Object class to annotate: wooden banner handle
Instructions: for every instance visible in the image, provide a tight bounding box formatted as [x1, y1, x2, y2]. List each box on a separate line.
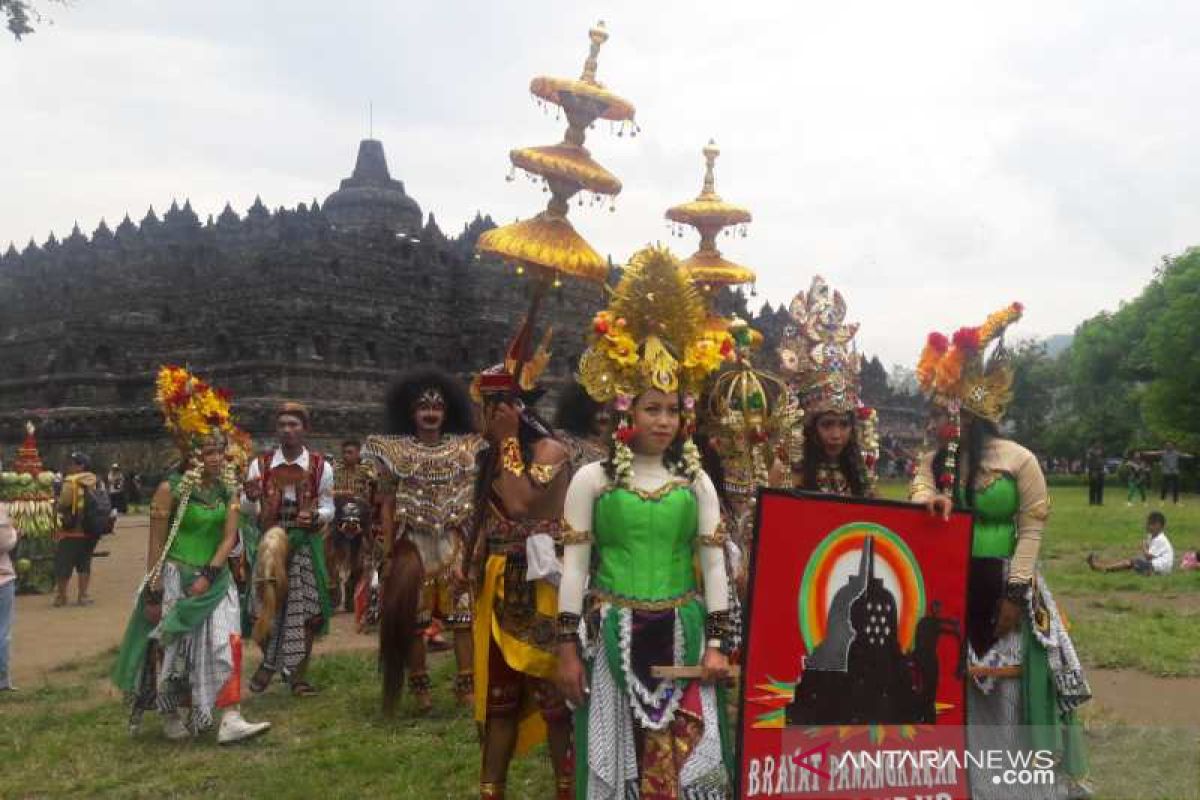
[968, 665, 1022, 679]
[651, 665, 742, 680]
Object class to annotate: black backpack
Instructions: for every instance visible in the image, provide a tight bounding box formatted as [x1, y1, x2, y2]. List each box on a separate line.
[80, 484, 114, 536]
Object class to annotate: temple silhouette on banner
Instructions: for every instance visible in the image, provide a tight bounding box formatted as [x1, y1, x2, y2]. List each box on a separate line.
[787, 536, 961, 726]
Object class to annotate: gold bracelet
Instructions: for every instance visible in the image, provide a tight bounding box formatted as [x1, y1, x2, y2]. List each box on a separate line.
[697, 520, 729, 548]
[500, 437, 525, 478]
[561, 520, 593, 545]
[529, 461, 563, 487]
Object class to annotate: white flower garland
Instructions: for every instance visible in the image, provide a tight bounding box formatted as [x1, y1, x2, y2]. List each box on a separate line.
[610, 392, 703, 491]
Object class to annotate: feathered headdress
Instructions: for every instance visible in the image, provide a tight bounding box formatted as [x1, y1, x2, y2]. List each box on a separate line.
[778, 276, 863, 416]
[916, 302, 1023, 423]
[471, 313, 554, 404]
[154, 365, 236, 451]
[577, 244, 732, 403]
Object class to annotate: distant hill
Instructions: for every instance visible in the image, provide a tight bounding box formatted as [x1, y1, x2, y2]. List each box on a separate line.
[1044, 334, 1073, 357]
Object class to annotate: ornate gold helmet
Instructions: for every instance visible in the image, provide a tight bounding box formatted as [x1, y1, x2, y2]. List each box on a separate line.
[778, 276, 863, 416]
[916, 302, 1023, 423]
[707, 317, 802, 498]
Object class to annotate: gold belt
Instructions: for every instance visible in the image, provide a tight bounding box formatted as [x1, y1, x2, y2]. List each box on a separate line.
[590, 588, 700, 611]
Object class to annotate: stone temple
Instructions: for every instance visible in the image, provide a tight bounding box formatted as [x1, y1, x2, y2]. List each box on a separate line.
[0, 139, 611, 471]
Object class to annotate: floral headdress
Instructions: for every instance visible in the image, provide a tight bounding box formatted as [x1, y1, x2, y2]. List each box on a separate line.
[915, 302, 1023, 491]
[155, 365, 235, 451]
[577, 245, 732, 486]
[916, 302, 1023, 424]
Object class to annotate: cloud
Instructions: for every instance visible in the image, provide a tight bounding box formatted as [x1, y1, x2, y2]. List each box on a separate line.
[3, 0, 1199, 367]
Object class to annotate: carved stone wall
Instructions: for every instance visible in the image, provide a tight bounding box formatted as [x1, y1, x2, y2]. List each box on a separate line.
[0, 140, 602, 473]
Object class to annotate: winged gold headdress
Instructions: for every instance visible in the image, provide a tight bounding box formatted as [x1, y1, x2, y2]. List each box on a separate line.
[916, 302, 1023, 423]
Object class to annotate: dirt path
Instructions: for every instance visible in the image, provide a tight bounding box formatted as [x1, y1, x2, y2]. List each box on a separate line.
[11, 516, 1199, 727]
[9, 514, 374, 687]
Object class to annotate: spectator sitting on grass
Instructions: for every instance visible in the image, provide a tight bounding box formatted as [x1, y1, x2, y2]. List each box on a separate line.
[1088, 511, 1174, 575]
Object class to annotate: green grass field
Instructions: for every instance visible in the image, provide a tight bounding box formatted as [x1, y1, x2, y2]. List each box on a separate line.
[2, 485, 1197, 798]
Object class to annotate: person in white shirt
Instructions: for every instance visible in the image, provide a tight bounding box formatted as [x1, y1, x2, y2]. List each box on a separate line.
[243, 401, 335, 697]
[1088, 511, 1175, 575]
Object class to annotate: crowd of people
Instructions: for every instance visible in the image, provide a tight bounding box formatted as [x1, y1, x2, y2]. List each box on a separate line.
[1, 251, 1197, 798]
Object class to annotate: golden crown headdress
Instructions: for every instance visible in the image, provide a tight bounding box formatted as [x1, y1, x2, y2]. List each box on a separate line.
[778, 276, 863, 416]
[707, 317, 802, 497]
[577, 244, 731, 403]
[916, 302, 1023, 423]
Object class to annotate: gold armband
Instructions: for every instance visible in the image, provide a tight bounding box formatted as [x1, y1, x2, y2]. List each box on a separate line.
[530, 460, 566, 487]
[500, 437, 525, 478]
[149, 503, 171, 521]
[697, 521, 729, 548]
[1024, 498, 1051, 522]
[561, 520, 593, 545]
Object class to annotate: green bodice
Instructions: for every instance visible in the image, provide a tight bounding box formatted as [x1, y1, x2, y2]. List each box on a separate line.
[963, 475, 1019, 558]
[166, 478, 229, 568]
[592, 485, 698, 601]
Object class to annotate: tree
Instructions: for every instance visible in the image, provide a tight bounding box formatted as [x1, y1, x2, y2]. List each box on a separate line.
[1006, 340, 1060, 453]
[1142, 248, 1200, 451]
[2, 1, 64, 40]
[860, 355, 889, 406]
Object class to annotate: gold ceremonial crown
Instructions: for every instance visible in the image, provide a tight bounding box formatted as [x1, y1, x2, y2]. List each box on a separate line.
[778, 276, 863, 416]
[707, 317, 801, 497]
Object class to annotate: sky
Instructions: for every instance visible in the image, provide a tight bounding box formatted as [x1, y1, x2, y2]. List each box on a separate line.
[4, 0, 1199, 368]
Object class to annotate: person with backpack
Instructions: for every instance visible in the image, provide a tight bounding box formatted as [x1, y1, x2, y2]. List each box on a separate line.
[53, 452, 111, 607]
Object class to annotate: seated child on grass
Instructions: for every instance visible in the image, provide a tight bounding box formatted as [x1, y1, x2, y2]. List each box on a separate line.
[1088, 511, 1174, 575]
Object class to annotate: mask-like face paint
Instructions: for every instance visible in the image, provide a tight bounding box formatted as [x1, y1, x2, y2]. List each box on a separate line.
[413, 387, 446, 434]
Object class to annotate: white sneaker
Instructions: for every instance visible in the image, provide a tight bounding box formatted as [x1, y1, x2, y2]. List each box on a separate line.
[217, 709, 271, 744]
[163, 712, 191, 741]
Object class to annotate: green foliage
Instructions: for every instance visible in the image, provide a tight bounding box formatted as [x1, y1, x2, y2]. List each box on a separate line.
[1017, 247, 1200, 457]
[1142, 249, 1200, 452]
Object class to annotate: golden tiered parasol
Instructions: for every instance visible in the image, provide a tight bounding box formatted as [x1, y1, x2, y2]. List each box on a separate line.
[477, 20, 637, 287]
[665, 139, 754, 293]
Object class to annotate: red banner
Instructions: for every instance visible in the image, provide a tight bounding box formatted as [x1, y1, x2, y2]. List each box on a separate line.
[738, 490, 973, 800]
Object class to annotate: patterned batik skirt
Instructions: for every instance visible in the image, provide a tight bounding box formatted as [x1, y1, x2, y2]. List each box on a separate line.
[129, 561, 243, 733]
[965, 559, 1090, 800]
[257, 546, 322, 679]
[576, 600, 731, 800]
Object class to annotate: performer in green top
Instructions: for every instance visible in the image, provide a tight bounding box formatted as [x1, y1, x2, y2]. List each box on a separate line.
[112, 366, 270, 743]
[559, 247, 735, 799]
[909, 304, 1091, 800]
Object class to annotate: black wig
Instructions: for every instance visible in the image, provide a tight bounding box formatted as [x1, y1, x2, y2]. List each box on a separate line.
[554, 380, 604, 438]
[798, 410, 867, 497]
[384, 368, 476, 436]
[932, 414, 1002, 508]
